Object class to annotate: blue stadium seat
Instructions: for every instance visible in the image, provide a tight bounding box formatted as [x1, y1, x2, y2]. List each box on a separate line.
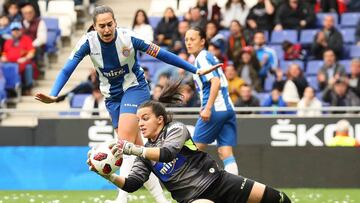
[268, 45, 284, 60]
[316, 13, 338, 28]
[270, 30, 298, 44]
[139, 61, 161, 78]
[255, 92, 269, 106]
[340, 13, 360, 27]
[148, 16, 161, 29]
[349, 45, 360, 58]
[306, 60, 323, 75]
[338, 60, 351, 74]
[299, 29, 317, 44]
[219, 29, 230, 39]
[139, 53, 158, 62]
[264, 75, 275, 92]
[0, 63, 21, 90]
[279, 60, 304, 72]
[43, 17, 61, 54]
[0, 68, 6, 104]
[70, 94, 90, 108]
[340, 28, 356, 44]
[306, 75, 319, 92]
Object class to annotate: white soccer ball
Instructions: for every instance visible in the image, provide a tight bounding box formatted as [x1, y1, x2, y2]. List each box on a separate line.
[89, 142, 122, 175]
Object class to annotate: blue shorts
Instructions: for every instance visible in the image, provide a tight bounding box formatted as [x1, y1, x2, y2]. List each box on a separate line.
[105, 84, 150, 129]
[193, 110, 237, 147]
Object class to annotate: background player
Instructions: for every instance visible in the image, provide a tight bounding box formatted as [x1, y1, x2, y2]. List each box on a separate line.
[35, 5, 220, 203]
[185, 27, 239, 175]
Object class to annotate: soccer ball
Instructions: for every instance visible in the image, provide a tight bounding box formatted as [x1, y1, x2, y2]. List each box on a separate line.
[89, 142, 123, 175]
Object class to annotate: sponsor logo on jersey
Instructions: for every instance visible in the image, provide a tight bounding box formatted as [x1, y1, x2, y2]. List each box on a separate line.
[153, 154, 186, 182]
[102, 65, 129, 79]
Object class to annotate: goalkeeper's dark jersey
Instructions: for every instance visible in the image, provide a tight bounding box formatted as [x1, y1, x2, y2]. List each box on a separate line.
[124, 121, 221, 202]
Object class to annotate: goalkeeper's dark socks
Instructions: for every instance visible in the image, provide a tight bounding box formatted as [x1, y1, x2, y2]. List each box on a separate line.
[260, 186, 292, 203]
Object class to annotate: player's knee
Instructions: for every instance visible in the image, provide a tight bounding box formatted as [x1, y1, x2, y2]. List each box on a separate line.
[191, 199, 214, 203]
[260, 186, 292, 203]
[217, 147, 233, 160]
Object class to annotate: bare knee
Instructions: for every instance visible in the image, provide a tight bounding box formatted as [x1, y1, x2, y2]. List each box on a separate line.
[217, 146, 234, 160]
[192, 199, 214, 203]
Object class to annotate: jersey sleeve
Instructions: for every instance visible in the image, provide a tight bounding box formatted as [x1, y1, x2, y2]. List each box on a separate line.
[158, 122, 190, 162]
[50, 35, 90, 96]
[123, 157, 151, 192]
[197, 52, 220, 82]
[130, 33, 197, 74]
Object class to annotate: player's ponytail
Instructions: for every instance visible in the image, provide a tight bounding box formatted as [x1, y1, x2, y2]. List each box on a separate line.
[138, 80, 184, 124]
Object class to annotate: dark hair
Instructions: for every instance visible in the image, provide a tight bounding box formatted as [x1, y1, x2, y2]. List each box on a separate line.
[3, 0, 18, 15]
[132, 9, 150, 29]
[138, 80, 184, 124]
[92, 5, 115, 24]
[188, 26, 208, 48]
[282, 40, 293, 51]
[226, 0, 246, 9]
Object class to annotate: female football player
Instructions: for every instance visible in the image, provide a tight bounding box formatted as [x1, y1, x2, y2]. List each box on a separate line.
[184, 27, 239, 175]
[88, 82, 292, 203]
[35, 5, 219, 203]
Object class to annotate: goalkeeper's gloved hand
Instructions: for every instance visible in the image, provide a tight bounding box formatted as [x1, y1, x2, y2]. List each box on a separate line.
[112, 139, 145, 158]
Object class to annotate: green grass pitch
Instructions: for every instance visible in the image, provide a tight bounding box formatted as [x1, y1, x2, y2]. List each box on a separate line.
[0, 188, 359, 203]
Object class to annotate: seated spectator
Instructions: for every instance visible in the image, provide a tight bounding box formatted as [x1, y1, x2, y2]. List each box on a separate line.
[282, 40, 305, 60]
[317, 49, 346, 91]
[328, 119, 360, 147]
[20, 3, 46, 69]
[196, 0, 209, 19]
[235, 84, 260, 114]
[189, 6, 207, 30]
[281, 63, 308, 106]
[155, 7, 178, 46]
[319, 0, 338, 13]
[237, 46, 262, 92]
[253, 31, 278, 86]
[274, 0, 315, 30]
[142, 66, 152, 90]
[225, 64, 245, 103]
[171, 20, 190, 54]
[181, 81, 200, 107]
[4, 1, 22, 22]
[157, 72, 170, 88]
[1, 22, 35, 95]
[297, 86, 322, 116]
[227, 20, 249, 66]
[208, 41, 229, 68]
[0, 15, 11, 51]
[151, 84, 164, 101]
[262, 88, 287, 114]
[206, 21, 226, 55]
[221, 0, 250, 28]
[246, 0, 275, 32]
[132, 9, 154, 42]
[80, 81, 107, 118]
[311, 15, 343, 60]
[210, 3, 221, 25]
[322, 78, 360, 111]
[349, 58, 360, 98]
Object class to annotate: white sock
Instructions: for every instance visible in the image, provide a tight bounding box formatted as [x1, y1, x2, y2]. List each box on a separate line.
[143, 172, 169, 203]
[114, 154, 135, 203]
[223, 156, 239, 175]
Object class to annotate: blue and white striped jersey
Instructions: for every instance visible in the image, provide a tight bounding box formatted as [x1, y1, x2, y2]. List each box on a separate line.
[192, 50, 234, 111]
[50, 27, 198, 100]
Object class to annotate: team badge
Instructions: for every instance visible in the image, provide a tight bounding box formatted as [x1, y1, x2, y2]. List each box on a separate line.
[122, 47, 130, 57]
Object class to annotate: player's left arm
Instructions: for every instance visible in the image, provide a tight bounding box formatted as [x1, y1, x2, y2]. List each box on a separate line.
[131, 36, 221, 75]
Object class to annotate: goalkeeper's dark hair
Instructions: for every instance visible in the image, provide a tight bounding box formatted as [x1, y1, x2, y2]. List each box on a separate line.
[138, 80, 184, 124]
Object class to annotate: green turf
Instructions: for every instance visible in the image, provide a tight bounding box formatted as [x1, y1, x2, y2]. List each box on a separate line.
[0, 189, 359, 203]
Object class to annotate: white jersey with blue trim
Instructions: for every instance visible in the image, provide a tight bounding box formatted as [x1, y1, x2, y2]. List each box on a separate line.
[69, 27, 150, 100]
[192, 50, 234, 111]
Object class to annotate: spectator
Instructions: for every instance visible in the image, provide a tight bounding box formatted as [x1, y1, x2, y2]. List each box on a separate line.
[132, 9, 154, 42]
[171, 20, 190, 54]
[224, 64, 245, 103]
[142, 66, 152, 90]
[237, 46, 262, 92]
[253, 31, 278, 86]
[227, 20, 249, 66]
[246, 0, 275, 32]
[20, 3, 46, 69]
[189, 6, 207, 30]
[262, 88, 287, 114]
[349, 58, 360, 98]
[297, 86, 322, 116]
[0, 15, 11, 51]
[151, 84, 164, 101]
[322, 78, 360, 110]
[175, 52, 193, 82]
[282, 40, 305, 60]
[1, 22, 35, 95]
[80, 81, 107, 118]
[274, 0, 315, 30]
[208, 41, 228, 68]
[311, 15, 343, 60]
[317, 49, 346, 91]
[154, 7, 179, 46]
[181, 81, 200, 107]
[206, 21, 226, 55]
[4, 1, 22, 22]
[221, 0, 250, 28]
[210, 3, 221, 25]
[346, 0, 360, 12]
[235, 84, 260, 114]
[319, 0, 338, 13]
[157, 72, 170, 88]
[328, 119, 360, 147]
[280, 63, 308, 106]
[196, 0, 209, 19]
